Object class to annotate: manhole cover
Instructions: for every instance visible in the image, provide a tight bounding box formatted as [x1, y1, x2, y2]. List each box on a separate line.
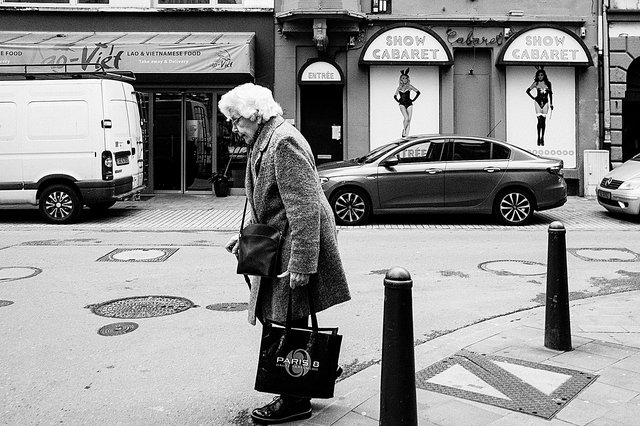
[96, 248, 178, 262]
[416, 349, 597, 420]
[0, 300, 14, 307]
[568, 248, 639, 262]
[0, 266, 42, 283]
[98, 322, 139, 336]
[88, 295, 194, 319]
[479, 260, 546, 276]
[206, 303, 248, 312]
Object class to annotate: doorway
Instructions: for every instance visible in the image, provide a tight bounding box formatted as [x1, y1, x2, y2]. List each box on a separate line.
[300, 84, 343, 164]
[150, 92, 214, 192]
[454, 49, 491, 137]
[623, 57, 640, 161]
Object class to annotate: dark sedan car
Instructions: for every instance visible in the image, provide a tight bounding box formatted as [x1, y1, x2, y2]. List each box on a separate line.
[318, 135, 567, 226]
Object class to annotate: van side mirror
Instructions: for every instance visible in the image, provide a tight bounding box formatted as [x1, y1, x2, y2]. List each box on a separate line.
[381, 156, 399, 167]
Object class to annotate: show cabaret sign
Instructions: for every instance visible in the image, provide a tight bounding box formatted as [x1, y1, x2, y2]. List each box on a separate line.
[0, 42, 253, 74]
[500, 27, 590, 64]
[361, 26, 451, 64]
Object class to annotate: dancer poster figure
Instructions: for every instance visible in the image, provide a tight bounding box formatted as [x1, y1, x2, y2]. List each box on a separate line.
[526, 67, 554, 146]
[394, 68, 421, 137]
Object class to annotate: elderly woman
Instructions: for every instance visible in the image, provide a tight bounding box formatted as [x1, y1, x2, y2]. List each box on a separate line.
[220, 83, 351, 424]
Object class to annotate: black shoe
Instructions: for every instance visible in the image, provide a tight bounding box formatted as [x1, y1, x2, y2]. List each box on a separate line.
[251, 396, 312, 424]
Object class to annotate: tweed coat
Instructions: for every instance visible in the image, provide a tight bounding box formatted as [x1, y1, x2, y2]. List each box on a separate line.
[244, 115, 351, 325]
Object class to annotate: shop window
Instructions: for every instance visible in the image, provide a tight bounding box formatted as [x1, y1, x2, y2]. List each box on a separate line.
[157, 0, 242, 3]
[158, 0, 208, 3]
[372, 0, 390, 13]
[4, 0, 69, 3]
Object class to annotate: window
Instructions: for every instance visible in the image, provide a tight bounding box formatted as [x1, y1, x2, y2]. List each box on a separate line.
[158, 0, 208, 3]
[451, 141, 491, 161]
[450, 140, 511, 161]
[397, 141, 444, 163]
[492, 143, 511, 160]
[157, 0, 242, 3]
[4, 0, 69, 3]
[371, 0, 389, 13]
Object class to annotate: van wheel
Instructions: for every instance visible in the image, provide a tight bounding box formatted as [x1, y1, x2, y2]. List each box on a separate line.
[87, 201, 116, 210]
[39, 184, 82, 224]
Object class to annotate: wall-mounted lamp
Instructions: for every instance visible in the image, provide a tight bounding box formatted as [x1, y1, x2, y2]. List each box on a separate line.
[504, 28, 512, 39]
[580, 27, 587, 38]
[313, 19, 328, 52]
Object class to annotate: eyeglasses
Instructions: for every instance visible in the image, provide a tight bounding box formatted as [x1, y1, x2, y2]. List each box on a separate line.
[229, 116, 242, 127]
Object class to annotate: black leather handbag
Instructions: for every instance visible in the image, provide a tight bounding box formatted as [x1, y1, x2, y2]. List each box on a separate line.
[236, 199, 284, 278]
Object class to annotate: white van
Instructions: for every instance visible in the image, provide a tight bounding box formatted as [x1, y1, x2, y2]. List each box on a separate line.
[0, 72, 145, 223]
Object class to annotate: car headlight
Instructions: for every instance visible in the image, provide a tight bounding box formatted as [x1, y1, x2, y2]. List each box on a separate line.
[319, 176, 330, 185]
[619, 178, 640, 190]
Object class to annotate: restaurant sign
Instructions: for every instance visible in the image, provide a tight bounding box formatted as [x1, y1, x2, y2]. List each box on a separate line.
[360, 24, 452, 66]
[0, 36, 255, 75]
[497, 26, 592, 67]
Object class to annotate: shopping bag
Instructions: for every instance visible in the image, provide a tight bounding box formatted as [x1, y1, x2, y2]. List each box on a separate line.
[254, 290, 342, 399]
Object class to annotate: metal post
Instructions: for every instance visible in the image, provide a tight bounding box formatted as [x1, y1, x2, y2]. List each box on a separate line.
[544, 221, 572, 351]
[380, 267, 417, 426]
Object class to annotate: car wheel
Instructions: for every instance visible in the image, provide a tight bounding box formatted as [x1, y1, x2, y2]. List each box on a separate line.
[494, 189, 534, 226]
[330, 188, 371, 226]
[39, 184, 82, 224]
[87, 201, 116, 210]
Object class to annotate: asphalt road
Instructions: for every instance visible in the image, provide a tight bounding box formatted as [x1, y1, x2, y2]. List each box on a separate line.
[1, 225, 640, 424]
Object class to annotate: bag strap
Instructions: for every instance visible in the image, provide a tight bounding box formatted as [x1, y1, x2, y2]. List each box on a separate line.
[286, 286, 319, 331]
[240, 198, 248, 230]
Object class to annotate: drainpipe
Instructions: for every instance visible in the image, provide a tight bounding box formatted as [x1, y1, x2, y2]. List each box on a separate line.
[601, 0, 612, 149]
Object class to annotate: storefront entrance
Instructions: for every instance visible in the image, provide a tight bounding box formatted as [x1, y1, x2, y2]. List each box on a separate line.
[300, 84, 343, 164]
[150, 92, 215, 192]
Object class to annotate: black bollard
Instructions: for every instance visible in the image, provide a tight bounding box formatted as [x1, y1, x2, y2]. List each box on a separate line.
[380, 267, 417, 426]
[544, 221, 572, 351]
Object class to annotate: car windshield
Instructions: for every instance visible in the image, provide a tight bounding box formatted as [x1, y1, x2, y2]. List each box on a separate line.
[356, 142, 403, 163]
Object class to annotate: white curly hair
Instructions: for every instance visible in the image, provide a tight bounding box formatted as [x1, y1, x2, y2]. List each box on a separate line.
[218, 83, 283, 123]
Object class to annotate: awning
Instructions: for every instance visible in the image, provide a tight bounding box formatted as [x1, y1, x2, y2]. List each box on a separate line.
[0, 31, 255, 76]
[497, 25, 593, 67]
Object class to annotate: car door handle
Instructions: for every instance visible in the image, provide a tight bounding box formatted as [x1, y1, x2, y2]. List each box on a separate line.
[425, 168, 443, 174]
[484, 167, 501, 173]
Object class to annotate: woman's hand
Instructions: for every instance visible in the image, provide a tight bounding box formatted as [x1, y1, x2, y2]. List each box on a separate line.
[289, 271, 310, 289]
[225, 233, 240, 255]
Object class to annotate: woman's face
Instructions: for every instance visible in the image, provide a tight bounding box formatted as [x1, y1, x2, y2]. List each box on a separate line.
[230, 114, 261, 143]
[536, 72, 545, 80]
[400, 75, 409, 85]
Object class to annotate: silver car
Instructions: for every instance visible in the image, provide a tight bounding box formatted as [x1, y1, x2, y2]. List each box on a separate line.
[318, 135, 567, 226]
[597, 153, 640, 216]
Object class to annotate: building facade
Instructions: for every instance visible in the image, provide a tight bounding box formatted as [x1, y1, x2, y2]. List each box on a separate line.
[605, 0, 640, 165]
[0, 0, 275, 194]
[274, 0, 600, 195]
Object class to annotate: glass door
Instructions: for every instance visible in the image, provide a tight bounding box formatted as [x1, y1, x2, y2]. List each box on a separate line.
[185, 92, 214, 191]
[150, 92, 214, 192]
